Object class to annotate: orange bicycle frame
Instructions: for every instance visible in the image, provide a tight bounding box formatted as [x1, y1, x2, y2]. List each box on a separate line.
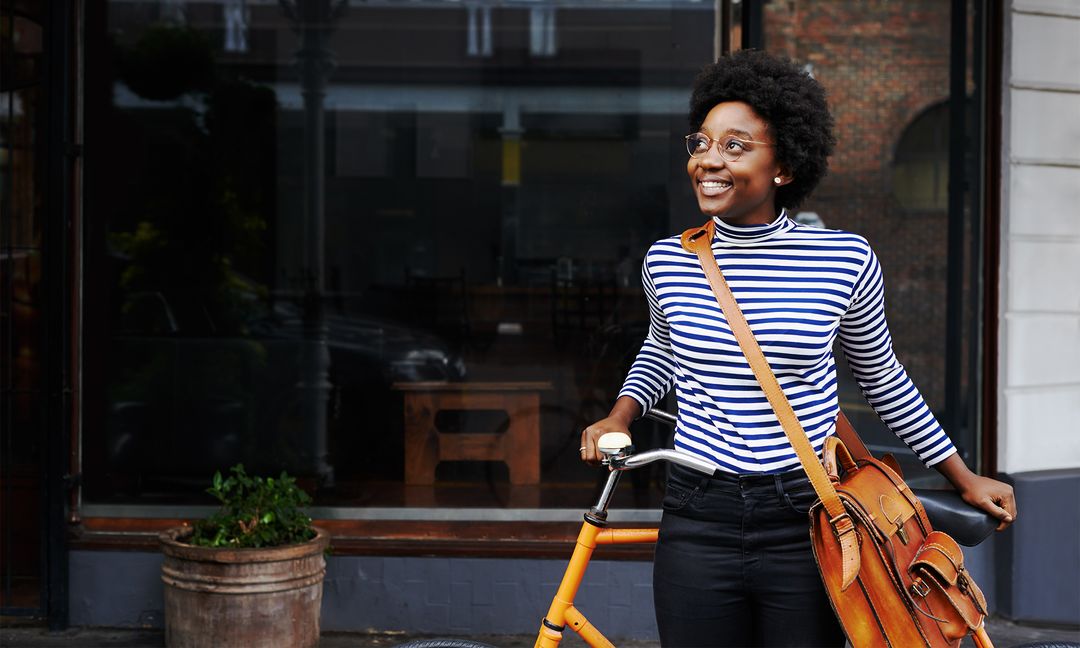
[534, 519, 658, 648]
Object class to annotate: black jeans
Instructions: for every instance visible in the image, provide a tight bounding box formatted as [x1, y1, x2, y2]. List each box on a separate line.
[653, 464, 846, 648]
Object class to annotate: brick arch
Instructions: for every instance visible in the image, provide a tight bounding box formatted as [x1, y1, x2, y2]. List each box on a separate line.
[887, 98, 951, 215]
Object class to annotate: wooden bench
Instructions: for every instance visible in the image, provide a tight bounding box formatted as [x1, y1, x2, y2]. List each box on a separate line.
[393, 381, 551, 486]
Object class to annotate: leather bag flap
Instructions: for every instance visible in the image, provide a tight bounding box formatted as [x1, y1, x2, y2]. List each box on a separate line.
[908, 531, 988, 630]
[910, 530, 964, 586]
[840, 462, 918, 542]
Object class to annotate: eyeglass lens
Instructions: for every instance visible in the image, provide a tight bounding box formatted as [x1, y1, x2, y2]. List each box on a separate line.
[685, 134, 750, 161]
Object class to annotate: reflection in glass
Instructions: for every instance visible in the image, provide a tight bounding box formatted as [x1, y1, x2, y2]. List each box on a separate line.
[82, 0, 986, 511]
[761, 0, 983, 484]
[83, 0, 715, 511]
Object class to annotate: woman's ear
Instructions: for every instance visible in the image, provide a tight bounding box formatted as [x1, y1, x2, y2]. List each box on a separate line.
[772, 169, 793, 187]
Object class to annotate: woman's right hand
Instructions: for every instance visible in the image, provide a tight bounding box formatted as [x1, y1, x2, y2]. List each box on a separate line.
[579, 397, 641, 465]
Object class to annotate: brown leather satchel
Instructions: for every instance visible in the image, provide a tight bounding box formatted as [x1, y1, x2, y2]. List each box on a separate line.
[681, 221, 993, 648]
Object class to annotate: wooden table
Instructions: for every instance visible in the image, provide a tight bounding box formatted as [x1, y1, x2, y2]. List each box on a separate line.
[393, 381, 552, 486]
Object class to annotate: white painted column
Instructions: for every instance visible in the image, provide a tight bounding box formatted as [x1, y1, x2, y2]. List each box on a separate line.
[998, 1, 1080, 474]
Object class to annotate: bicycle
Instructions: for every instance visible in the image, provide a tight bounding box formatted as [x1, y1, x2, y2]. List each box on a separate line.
[397, 409, 1005, 648]
[393, 421, 709, 648]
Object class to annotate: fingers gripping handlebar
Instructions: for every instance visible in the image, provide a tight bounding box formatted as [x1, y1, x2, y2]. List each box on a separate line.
[586, 429, 722, 522]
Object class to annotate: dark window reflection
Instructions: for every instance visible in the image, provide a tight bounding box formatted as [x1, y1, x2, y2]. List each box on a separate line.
[83, 0, 712, 509]
[80, 0, 986, 509]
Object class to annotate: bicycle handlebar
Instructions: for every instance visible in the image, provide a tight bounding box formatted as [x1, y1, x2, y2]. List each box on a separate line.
[610, 448, 721, 476]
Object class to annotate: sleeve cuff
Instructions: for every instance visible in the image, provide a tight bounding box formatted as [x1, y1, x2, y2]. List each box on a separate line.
[922, 444, 958, 469]
[617, 389, 653, 419]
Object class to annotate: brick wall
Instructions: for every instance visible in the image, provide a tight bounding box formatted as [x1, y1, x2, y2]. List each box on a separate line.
[765, 0, 958, 409]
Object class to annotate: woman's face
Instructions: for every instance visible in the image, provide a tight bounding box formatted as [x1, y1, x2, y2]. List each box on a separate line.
[686, 101, 789, 226]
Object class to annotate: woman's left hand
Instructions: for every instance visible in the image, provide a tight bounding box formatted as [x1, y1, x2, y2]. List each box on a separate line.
[936, 453, 1016, 531]
[956, 474, 1017, 531]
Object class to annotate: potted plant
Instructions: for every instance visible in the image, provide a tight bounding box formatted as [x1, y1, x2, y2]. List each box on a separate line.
[159, 464, 330, 648]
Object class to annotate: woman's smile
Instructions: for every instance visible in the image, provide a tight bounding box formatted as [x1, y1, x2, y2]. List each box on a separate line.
[698, 176, 733, 197]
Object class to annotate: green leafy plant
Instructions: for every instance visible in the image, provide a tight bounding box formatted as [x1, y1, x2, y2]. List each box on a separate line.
[188, 464, 316, 548]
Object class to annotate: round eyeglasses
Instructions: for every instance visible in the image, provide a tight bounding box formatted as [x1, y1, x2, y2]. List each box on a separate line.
[685, 133, 773, 162]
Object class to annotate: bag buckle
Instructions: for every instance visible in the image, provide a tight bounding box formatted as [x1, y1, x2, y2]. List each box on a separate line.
[910, 578, 931, 598]
[830, 512, 856, 539]
[879, 494, 910, 544]
[957, 569, 970, 593]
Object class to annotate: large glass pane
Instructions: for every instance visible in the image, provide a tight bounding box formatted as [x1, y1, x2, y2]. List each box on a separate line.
[761, 0, 983, 484]
[82, 0, 714, 511]
[1, 0, 46, 611]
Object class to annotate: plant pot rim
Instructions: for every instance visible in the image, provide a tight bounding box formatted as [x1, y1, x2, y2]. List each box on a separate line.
[160, 525, 329, 563]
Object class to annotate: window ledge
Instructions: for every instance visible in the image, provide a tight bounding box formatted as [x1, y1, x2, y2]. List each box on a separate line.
[70, 517, 657, 560]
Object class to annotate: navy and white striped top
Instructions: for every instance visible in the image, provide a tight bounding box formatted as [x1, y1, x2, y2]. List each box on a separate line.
[618, 212, 957, 474]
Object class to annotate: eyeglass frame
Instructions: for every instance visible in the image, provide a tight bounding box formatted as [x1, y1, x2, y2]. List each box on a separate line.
[684, 132, 774, 162]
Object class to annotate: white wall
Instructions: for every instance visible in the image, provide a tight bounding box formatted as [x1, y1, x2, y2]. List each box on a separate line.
[998, 1, 1080, 473]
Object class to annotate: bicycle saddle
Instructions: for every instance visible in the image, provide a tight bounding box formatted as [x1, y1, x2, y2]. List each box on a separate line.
[912, 488, 998, 547]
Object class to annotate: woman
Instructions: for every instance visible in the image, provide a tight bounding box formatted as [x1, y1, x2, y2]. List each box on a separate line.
[579, 49, 1016, 648]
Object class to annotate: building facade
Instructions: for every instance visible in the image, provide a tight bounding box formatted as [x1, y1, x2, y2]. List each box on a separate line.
[1, 0, 1077, 635]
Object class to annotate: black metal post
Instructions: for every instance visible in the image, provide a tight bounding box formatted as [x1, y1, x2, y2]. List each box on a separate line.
[979, 0, 1004, 478]
[280, 0, 347, 484]
[717, 0, 732, 58]
[741, 0, 764, 50]
[945, 0, 968, 454]
[967, 0, 987, 473]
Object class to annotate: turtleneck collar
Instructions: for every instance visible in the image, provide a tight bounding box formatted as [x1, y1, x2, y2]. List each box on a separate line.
[711, 209, 795, 245]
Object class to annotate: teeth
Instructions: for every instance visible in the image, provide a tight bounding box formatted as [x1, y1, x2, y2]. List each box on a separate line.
[701, 181, 731, 188]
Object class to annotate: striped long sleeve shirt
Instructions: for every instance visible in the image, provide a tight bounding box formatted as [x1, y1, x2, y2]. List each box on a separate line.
[618, 212, 957, 474]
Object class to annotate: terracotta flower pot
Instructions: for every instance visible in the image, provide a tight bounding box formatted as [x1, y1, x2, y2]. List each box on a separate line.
[159, 526, 330, 648]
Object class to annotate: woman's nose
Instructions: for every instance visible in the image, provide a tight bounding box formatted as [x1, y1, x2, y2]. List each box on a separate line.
[699, 147, 727, 168]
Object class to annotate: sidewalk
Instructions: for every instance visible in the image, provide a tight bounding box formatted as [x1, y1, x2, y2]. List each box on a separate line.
[2, 616, 1078, 648]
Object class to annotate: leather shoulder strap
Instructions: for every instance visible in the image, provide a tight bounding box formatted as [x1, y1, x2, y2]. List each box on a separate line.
[681, 220, 861, 590]
[835, 410, 871, 463]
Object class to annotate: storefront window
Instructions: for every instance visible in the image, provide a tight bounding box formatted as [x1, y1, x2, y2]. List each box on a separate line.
[82, 0, 713, 512]
[81, 0, 987, 517]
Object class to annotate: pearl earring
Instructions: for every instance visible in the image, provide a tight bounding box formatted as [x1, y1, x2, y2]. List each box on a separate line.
[774, 177, 782, 184]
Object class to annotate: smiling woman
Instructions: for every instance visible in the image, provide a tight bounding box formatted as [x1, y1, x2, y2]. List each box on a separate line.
[578, 48, 1014, 648]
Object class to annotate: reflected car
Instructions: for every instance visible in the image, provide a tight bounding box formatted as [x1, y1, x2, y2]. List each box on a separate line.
[105, 292, 465, 491]
[247, 301, 466, 384]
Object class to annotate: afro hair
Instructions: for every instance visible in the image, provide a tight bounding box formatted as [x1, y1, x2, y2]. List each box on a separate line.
[689, 49, 836, 212]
